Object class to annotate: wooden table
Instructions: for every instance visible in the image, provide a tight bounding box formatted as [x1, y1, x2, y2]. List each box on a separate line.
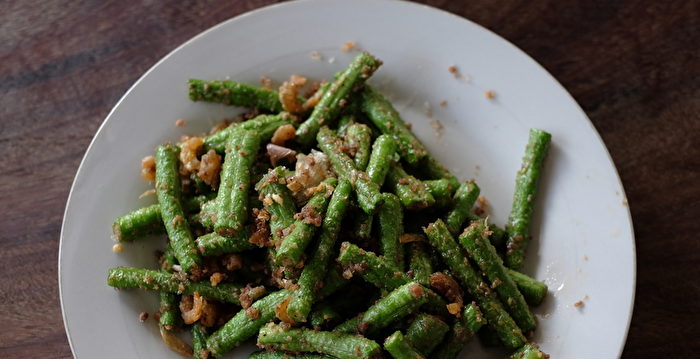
[1, 1, 697, 357]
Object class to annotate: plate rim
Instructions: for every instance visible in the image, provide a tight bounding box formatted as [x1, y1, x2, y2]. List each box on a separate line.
[58, 0, 636, 357]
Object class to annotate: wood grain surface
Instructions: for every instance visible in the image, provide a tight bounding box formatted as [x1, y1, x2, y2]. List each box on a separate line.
[1, 0, 697, 357]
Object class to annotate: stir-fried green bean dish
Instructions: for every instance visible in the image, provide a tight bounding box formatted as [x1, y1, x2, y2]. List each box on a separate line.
[108, 51, 552, 359]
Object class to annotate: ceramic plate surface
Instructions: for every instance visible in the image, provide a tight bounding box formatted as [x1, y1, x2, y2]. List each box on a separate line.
[60, 0, 635, 357]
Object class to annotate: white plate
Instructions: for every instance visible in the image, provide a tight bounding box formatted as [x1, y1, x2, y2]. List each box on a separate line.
[59, 0, 636, 357]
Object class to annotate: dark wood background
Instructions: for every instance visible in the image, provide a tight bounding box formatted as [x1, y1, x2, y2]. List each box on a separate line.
[1, 0, 698, 357]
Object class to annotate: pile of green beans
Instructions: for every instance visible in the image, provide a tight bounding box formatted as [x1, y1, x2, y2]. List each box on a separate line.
[107, 51, 552, 359]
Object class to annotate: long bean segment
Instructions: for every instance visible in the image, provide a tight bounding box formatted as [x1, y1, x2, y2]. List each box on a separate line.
[366, 134, 398, 185]
[204, 113, 295, 154]
[196, 231, 256, 256]
[387, 165, 435, 210]
[425, 179, 454, 208]
[361, 86, 426, 165]
[345, 123, 373, 170]
[460, 220, 536, 332]
[506, 268, 548, 306]
[205, 290, 289, 357]
[213, 129, 261, 236]
[257, 323, 382, 359]
[155, 144, 201, 272]
[295, 52, 382, 146]
[276, 178, 337, 266]
[337, 242, 448, 316]
[286, 180, 352, 322]
[107, 267, 242, 304]
[188, 79, 283, 113]
[377, 193, 404, 269]
[505, 128, 552, 269]
[332, 314, 363, 334]
[407, 242, 432, 286]
[404, 313, 449, 356]
[384, 331, 424, 359]
[112, 195, 215, 242]
[191, 324, 208, 359]
[159, 291, 181, 329]
[423, 220, 526, 350]
[337, 242, 411, 291]
[357, 282, 428, 336]
[255, 167, 297, 243]
[317, 126, 382, 213]
[444, 181, 480, 236]
[112, 204, 163, 242]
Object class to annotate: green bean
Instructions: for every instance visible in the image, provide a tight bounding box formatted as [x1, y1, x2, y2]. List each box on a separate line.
[383, 331, 423, 359]
[345, 123, 372, 170]
[424, 179, 455, 208]
[386, 165, 435, 210]
[336, 114, 355, 135]
[444, 181, 480, 236]
[337, 242, 448, 316]
[158, 244, 180, 329]
[462, 301, 487, 332]
[250, 352, 329, 359]
[509, 343, 549, 359]
[196, 231, 256, 256]
[257, 323, 382, 359]
[191, 324, 208, 359]
[460, 220, 536, 332]
[378, 193, 404, 270]
[332, 314, 363, 334]
[505, 128, 552, 269]
[287, 180, 352, 322]
[295, 52, 382, 146]
[477, 215, 508, 249]
[366, 134, 398, 186]
[506, 268, 548, 306]
[407, 242, 432, 286]
[404, 313, 449, 356]
[361, 86, 426, 165]
[188, 79, 283, 112]
[430, 302, 486, 359]
[155, 144, 201, 273]
[358, 282, 428, 336]
[112, 204, 163, 242]
[255, 167, 297, 243]
[423, 220, 526, 350]
[214, 129, 261, 236]
[158, 291, 180, 330]
[276, 178, 337, 266]
[415, 154, 459, 189]
[317, 126, 383, 214]
[204, 113, 295, 154]
[205, 290, 289, 357]
[337, 241, 411, 291]
[112, 193, 215, 242]
[107, 267, 242, 304]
